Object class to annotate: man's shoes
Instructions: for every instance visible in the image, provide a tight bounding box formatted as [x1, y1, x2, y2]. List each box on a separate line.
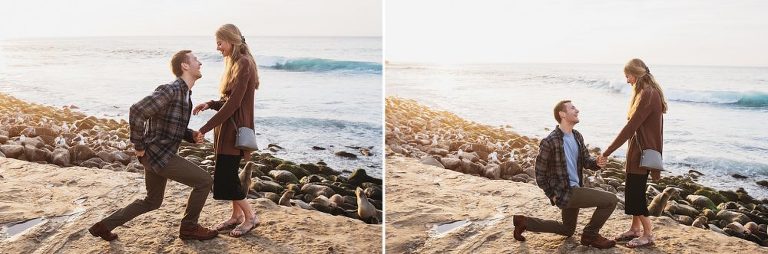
[512, 215, 527, 241]
[88, 222, 118, 241]
[580, 233, 616, 249]
[179, 223, 218, 240]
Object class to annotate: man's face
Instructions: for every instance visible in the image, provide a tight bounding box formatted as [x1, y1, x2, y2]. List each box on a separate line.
[559, 102, 580, 124]
[182, 53, 202, 79]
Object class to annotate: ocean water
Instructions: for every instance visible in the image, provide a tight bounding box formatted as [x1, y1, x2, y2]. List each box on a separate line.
[387, 63, 768, 198]
[0, 36, 382, 177]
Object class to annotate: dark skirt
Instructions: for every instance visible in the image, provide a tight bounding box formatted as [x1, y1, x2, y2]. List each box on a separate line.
[624, 172, 650, 216]
[213, 154, 245, 200]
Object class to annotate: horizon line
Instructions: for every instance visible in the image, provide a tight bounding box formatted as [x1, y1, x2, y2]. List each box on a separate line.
[1, 35, 382, 40]
[384, 60, 768, 69]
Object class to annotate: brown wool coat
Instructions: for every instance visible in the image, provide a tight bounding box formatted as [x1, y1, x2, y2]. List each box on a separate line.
[199, 57, 259, 156]
[603, 88, 664, 174]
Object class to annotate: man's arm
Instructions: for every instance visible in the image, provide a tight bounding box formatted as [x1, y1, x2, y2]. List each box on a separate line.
[581, 136, 600, 170]
[129, 85, 174, 152]
[535, 139, 555, 199]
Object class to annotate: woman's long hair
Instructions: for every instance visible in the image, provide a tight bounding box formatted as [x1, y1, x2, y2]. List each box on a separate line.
[216, 24, 259, 97]
[624, 58, 668, 116]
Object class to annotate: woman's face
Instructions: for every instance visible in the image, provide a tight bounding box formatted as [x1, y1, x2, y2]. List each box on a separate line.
[216, 38, 233, 57]
[625, 73, 637, 85]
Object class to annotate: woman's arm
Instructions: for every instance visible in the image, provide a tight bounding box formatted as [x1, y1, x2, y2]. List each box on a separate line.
[199, 59, 252, 134]
[207, 99, 226, 111]
[602, 90, 655, 157]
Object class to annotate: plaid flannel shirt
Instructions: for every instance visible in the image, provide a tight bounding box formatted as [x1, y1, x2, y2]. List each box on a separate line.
[535, 126, 600, 208]
[129, 78, 196, 171]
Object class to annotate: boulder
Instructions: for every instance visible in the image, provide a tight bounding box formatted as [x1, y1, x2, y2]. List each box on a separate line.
[348, 168, 382, 186]
[439, 157, 461, 170]
[686, 194, 716, 210]
[673, 215, 694, 226]
[725, 222, 747, 235]
[23, 145, 49, 162]
[301, 184, 335, 199]
[334, 151, 358, 159]
[428, 148, 449, 157]
[665, 200, 701, 218]
[499, 160, 523, 179]
[717, 210, 751, 224]
[112, 151, 131, 165]
[69, 144, 95, 163]
[21, 136, 45, 149]
[268, 170, 299, 184]
[276, 163, 310, 179]
[483, 164, 501, 179]
[96, 150, 115, 163]
[419, 156, 444, 168]
[0, 145, 24, 159]
[51, 148, 71, 166]
[74, 117, 98, 131]
[250, 179, 284, 194]
[80, 157, 104, 168]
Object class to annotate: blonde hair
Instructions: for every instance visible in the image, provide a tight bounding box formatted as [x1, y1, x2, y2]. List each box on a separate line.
[624, 58, 668, 116]
[216, 24, 259, 97]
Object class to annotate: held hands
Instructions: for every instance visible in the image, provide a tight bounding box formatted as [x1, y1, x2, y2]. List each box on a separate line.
[193, 131, 205, 144]
[596, 155, 607, 168]
[135, 149, 145, 158]
[192, 103, 209, 115]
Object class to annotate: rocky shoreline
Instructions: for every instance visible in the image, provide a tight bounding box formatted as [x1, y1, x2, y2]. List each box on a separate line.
[0, 92, 382, 224]
[385, 97, 768, 246]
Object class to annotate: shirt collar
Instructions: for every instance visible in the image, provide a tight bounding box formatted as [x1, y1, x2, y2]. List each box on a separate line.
[175, 78, 192, 95]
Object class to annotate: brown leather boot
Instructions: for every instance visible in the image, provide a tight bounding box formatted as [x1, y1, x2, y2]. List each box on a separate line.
[88, 222, 118, 241]
[179, 223, 218, 240]
[580, 233, 616, 249]
[512, 215, 527, 241]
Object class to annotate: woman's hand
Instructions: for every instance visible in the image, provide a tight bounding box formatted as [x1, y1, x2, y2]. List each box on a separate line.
[597, 155, 607, 168]
[193, 103, 209, 115]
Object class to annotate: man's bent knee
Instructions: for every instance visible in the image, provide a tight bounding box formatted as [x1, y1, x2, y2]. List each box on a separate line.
[198, 176, 213, 189]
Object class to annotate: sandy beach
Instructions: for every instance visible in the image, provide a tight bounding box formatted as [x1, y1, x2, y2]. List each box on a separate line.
[0, 158, 381, 253]
[384, 97, 768, 253]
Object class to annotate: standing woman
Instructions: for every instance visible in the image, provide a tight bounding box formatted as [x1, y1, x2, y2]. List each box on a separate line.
[601, 58, 667, 248]
[194, 24, 260, 237]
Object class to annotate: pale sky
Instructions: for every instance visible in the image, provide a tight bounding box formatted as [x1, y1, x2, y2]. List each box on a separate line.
[0, 0, 381, 38]
[386, 0, 768, 66]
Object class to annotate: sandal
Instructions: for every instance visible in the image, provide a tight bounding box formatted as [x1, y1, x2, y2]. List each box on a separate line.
[229, 219, 259, 238]
[626, 235, 655, 248]
[214, 218, 243, 232]
[614, 230, 642, 242]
